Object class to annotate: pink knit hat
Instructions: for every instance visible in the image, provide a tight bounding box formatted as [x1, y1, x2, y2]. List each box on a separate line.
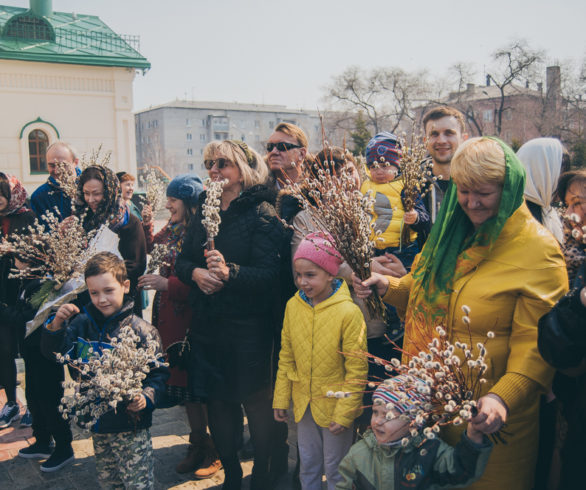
[293, 231, 343, 276]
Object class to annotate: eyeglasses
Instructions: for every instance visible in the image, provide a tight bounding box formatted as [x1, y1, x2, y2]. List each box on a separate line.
[266, 142, 302, 153]
[204, 158, 232, 170]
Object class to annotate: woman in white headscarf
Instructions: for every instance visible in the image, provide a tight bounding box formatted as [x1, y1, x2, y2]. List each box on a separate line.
[517, 137, 568, 243]
[517, 137, 570, 490]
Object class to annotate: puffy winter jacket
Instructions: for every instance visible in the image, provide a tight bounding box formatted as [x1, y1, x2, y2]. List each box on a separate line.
[175, 184, 285, 341]
[273, 280, 367, 428]
[337, 429, 492, 489]
[41, 300, 169, 433]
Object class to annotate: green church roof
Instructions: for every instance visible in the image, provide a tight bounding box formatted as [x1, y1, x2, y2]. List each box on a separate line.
[0, 4, 150, 70]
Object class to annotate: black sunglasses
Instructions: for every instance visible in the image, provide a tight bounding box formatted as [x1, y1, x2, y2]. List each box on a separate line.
[204, 158, 232, 170]
[266, 142, 302, 153]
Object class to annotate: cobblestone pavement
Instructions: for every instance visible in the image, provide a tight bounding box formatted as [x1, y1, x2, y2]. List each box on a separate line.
[0, 387, 301, 489]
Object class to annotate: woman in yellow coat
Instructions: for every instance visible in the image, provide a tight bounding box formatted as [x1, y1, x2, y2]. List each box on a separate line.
[353, 137, 568, 489]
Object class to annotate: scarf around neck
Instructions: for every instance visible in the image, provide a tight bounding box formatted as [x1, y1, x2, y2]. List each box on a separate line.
[403, 137, 526, 355]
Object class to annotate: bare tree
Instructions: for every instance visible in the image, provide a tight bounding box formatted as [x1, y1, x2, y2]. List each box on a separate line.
[558, 58, 586, 145]
[325, 66, 430, 134]
[486, 40, 544, 136]
[419, 62, 486, 135]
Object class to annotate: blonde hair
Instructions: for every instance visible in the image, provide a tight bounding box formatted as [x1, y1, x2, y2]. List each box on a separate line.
[203, 141, 220, 161]
[208, 140, 269, 189]
[451, 137, 506, 189]
[273, 122, 308, 148]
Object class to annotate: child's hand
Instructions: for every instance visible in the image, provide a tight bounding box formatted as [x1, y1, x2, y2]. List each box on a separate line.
[127, 395, 147, 412]
[48, 303, 80, 331]
[328, 422, 346, 435]
[403, 209, 418, 225]
[274, 409, 288, 422]
[466, 423, 484, 445]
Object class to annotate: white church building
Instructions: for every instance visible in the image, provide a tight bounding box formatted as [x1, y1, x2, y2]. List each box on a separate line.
[0, 0, 149, 192]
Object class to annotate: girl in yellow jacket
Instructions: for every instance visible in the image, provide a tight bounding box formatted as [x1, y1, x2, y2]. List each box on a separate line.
[273, 232, 367, 490]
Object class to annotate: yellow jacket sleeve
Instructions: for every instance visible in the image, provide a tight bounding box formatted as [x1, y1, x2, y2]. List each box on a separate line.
[273, 310, 294, 410]
[332, 309, 368, 428]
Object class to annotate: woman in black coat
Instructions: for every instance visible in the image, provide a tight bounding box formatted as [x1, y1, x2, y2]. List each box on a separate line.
[0, 173, 36, 427]
[176, 140, 284, 490]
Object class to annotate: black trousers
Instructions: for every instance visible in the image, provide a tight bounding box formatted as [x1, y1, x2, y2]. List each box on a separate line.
[21, 331, 73, 449]
[0, 324, 19, 403]
[208, 387, 273, 490]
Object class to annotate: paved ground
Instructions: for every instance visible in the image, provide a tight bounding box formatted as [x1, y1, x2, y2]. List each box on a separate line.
[0, 386, 301, 489]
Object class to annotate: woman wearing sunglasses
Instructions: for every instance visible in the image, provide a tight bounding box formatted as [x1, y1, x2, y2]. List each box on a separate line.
[176, 140, 285, 490]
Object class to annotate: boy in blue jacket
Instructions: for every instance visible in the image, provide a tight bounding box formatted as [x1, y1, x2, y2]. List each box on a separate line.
[42, 251, 169, 489]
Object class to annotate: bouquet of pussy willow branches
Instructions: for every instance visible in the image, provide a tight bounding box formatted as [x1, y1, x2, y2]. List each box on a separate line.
[79, 144, 112, 170]
[565, 211, 586, 245]
[52, 161, 78, 205]
[141, 167, 168, 215]
[282, 146, 385, 318]
[398, 132, 435, 244]
[397, 132, 435, 213]
[57, 324, 167, 429]
[0, 210, 96, 307]
[201, 178, 227, 250]
[145, 243, 170, 274]
[334, 306, 505, 444]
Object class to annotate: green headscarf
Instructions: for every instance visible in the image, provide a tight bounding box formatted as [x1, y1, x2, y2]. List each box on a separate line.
[403, 137, 526, 354]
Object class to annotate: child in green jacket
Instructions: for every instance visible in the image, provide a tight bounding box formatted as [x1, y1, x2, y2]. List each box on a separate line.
[337, 375, 492, 489]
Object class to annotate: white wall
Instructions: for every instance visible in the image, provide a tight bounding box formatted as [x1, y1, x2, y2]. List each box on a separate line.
[0, 59, 139, 193]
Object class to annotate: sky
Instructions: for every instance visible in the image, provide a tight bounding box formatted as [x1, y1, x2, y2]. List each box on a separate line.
[3, 0, 585, 112]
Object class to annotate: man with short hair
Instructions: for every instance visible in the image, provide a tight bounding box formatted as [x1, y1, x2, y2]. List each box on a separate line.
[266, 122, 308, 186]
[265, 122, 309, 486]
[30, 141, 80, 224]
[422, 107, 468, 222]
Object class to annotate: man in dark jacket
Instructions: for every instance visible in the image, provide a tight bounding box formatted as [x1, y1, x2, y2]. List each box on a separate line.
[42, 252, 168, 488]
[30, 141, 80, 225]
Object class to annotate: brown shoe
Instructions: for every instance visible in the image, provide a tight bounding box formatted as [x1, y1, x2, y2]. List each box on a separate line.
[194, 436, 222, 479]
[175, 444, 205, 474]
[194, 457, 222, 479]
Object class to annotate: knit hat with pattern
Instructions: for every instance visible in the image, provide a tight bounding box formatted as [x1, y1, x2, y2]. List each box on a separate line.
[373, 374, 429, 416]
[293, 231, 343, 276]
[365, 132, 402, 167]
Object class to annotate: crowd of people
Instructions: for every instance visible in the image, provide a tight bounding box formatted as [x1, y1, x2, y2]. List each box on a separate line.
[0, 106, 584, 490]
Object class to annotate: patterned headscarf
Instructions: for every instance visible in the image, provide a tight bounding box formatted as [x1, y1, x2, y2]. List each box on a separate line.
[0, 174, 28, 216]
[403, 137, 526, 355]
[75, 165, 126, 232]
